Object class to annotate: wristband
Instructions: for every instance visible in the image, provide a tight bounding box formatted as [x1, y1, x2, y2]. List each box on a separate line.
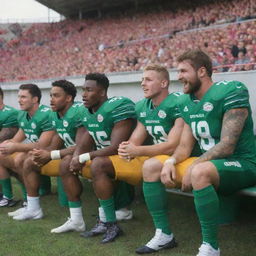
[164, 157, 176, 165]
[79, 153, 91, 164]
[50, 150, 61, 160]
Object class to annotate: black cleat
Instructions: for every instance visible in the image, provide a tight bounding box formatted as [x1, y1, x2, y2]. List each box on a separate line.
[80, 220, 107, 238]
[135, 229, 177, 254]
[101, 222, 123, 243]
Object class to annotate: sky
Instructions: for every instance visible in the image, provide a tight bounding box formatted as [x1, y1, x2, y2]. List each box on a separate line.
[0, 0, 61, 23]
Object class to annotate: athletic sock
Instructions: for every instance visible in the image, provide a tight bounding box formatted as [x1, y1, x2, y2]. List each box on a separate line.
[193, 185, 219, 250]
[27, 196, 40, 212]
[99, 196, 116, 222]
[143, 181, 171, 235]
[68, 201, 83, 222]
[0, 178, 13, 199]
[19, 183, 27, 201]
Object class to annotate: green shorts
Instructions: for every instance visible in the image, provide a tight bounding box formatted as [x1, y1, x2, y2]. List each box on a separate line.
[210, 158, 256, 195]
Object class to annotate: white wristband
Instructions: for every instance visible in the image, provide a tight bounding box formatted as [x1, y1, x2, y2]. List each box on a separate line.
[79, 153, 91, 164]
[50, 150, 61, 160]
[164, 157, 176, 165]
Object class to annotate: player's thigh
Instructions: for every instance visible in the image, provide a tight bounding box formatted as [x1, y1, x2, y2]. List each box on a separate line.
[41, 160, 61, 176]
[110, 155, 149, 186]
[211, 158, 256, 195]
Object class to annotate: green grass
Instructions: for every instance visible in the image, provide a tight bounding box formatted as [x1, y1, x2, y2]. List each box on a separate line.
[0, 179, 256, 256]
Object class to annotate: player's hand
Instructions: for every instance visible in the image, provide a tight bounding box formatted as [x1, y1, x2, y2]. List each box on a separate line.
[160, 162, 176, 187]
[118, 141, 136, 160]
[69, 156, 83, 175]
[181, 166, 193, 192]
[0, 142, 16, 155]
[31, 149, 51, 167]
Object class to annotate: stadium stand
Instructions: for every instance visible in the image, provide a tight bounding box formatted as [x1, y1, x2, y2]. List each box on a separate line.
[0, 0, 256, 83]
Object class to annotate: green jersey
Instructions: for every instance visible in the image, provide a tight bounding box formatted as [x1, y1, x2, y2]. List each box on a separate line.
[178, 80, 256, 163]
[81, 96, 136, 150]
[18, 105, 53, 143]
[51, 102, 85, 148]
[136, 93, 182, 145]
[0, 105, 19, 129]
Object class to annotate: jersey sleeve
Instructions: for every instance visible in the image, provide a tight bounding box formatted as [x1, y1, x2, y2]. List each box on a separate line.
[40, 110, 54, 132]
[2, 109, 19, 128]
[223, 82, 250, 112]
[108, 97, 136, 123]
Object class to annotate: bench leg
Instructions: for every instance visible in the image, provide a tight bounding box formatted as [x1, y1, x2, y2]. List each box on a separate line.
[218, 194, 240, 225]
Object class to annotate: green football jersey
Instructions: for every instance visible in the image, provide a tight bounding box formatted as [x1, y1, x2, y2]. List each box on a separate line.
[18, 105, 53, 143]
[51, 102, 85, 148]
[136, 93, 182, 145]
[81, 96, 136, 150]
[178, 80, 256, 163]
[0, 105, 19, 129]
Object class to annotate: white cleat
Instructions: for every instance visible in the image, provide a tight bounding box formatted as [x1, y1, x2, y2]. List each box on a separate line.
[13, 208, 43, 221]
[51, 218, 85, 233]
[197, 243, 220, 256]
[116, 208, 133, 221]
[8, 207, 26, 217]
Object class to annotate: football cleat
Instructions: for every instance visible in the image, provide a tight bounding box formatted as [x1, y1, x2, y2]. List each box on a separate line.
[116, 208, 133, 221]
[197, 243, 220, 256]
[0, 197, 20, 207]
[101, 222, 123, 243]
[8, 201, 28, 217]
[136, 229, 177, 254]
[13, 208, 43, 220]
[80, 220, 107, 238]
[51, 218, 85, 233]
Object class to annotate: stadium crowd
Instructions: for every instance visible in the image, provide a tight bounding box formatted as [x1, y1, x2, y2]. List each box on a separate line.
[0, 0, 256, 82]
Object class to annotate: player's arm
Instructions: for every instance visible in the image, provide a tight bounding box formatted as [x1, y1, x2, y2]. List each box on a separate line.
[0, 127, 18, 143]
[191, 108, 247, 166]
[91, 118, 134, 158]
[0, 130, 56, 154]
[119, 117, 184, 158]
[161, 122, 196, 187]
[118, 120, 148, 158]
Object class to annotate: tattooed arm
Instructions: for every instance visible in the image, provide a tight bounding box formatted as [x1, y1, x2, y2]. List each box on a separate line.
[195, 108, 248, 163]
[0, 127, 18, 143]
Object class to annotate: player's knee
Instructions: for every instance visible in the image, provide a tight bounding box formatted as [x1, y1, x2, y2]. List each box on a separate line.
[90, 157, 113, 178]
[59, 155, 72, 176]
[190, 162, 213, 185]
[142, 157, 162, 181]
[14, 154, 26, 170]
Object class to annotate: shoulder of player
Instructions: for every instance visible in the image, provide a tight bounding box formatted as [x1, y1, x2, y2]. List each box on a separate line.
[104, 96, 135, 112]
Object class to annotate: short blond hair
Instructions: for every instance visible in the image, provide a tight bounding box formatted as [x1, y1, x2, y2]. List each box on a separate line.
[144, 64, 170, 85]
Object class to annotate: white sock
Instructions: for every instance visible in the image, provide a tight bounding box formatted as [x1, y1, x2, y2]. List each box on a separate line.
[27, 196, 40, 211]
[98, 207, 106, 222]
[70, 207, 83, 222]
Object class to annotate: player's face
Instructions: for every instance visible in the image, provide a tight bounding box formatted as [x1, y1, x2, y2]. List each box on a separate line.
[141, 70, 165, 99]
[177, 61, 201, 94]
[18, 89, 36, 111]
[50, 86, 71, 113]
[82, 80, 104, 111]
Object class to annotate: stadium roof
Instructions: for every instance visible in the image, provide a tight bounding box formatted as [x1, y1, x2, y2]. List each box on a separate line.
[36, 0, 157, 19]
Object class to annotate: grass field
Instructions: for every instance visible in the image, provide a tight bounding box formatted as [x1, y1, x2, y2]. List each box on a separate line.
[0, 178, 255, 256]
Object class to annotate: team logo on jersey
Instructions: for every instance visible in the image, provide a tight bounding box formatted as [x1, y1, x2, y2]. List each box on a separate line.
[31, 122, 36, 129]
[140, 112, 146, 117]
[203, 102, 214, 112]
[63, 120, 68, 127]
[83, 117, 87, 122]
[20, 122, 24, 127]
[158, 110, 166, 119]
[52, 121, 56, 126]
[97, 114, 104, 122]
[183, 106, 189, 112]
